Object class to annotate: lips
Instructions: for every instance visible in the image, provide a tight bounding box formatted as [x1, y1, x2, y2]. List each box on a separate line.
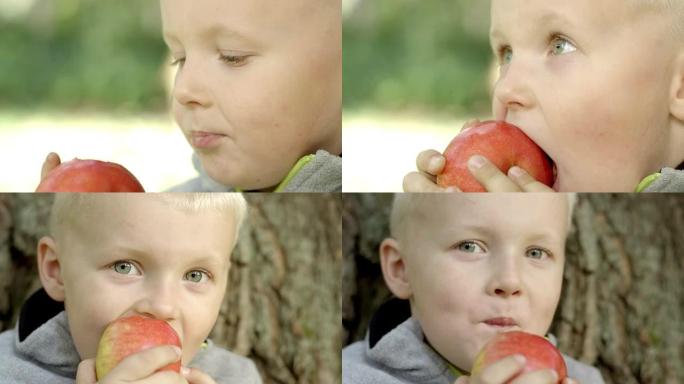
[483, 317, 519, 327]
[189, 131, 227, 149]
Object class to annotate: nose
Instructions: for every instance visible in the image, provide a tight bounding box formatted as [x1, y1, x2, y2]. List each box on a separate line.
[485, 253, 523, 298]
[132, 278, 181, 321]
[492, 58, 535, 121]
[172, 57, 212, 108]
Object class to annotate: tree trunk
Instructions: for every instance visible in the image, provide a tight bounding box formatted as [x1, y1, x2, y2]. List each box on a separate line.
[342, 194, 684, 384]
[0, 193, 342, 384]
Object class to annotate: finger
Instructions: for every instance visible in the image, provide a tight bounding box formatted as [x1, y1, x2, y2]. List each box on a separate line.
[75, 359, 97, 384]
[40, 152, 61, 181]
[460, 118, 481, 133]
[562, 378, 579, 384]
[416, 149, 445, 175]
[472, 355, 526, 384]
[403, 172, 448, 192]
[509, 369, 559, 384]
[467, 156, 521, 192]
[507, 167, 555, 192]
[182, 366, 216, 384]
[140, 370, 187, 384]
[454, 376, 470, 384]
[106, 345, 182, 381]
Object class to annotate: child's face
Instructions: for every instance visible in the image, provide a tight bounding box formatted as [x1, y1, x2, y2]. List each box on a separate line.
[56, 199, 236, 365]
[161, 0, 341, 190]
[490, 0, 681, 192]
[400, 195, 567, 371]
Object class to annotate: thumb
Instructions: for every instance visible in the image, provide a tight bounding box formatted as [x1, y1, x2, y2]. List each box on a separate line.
[75, 359, 97, 384]
[40, 152, 61, 181]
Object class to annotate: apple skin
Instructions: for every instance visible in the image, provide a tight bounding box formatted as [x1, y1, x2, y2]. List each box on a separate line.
[35, 159, 145, 192]
[95, 316, 181, 380]
[471, 331, 567, 383]
[436, 121, 554, 192]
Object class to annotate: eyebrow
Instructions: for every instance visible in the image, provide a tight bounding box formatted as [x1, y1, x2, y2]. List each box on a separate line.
[163, 24, 260, 48]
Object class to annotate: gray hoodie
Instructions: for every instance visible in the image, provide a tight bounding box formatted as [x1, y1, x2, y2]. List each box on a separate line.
[0, 289, 261, 384]
[342, 299, 604, 384]
[168, 150, 342, 192]
[641, 167, 684, 192]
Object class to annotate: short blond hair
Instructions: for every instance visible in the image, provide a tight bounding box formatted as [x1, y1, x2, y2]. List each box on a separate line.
[49, 193, 248, 245]
[390, 193, 577, 241]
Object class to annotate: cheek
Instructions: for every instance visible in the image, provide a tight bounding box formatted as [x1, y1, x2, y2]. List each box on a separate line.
[525, 269, 563, 334]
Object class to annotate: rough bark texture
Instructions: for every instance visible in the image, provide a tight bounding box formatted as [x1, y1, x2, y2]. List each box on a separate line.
[342, 194, 684, 384]
[0, 193, 341, 384]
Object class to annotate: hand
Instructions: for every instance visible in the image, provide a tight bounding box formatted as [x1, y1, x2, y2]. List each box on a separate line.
[76, 345, 186, 384]
[182, 366, 218, 384]
[465, 155, 555, 192]
[452, 355, 575, 384]
[403, 119, 482, 192]
[40, 152, 61, 182]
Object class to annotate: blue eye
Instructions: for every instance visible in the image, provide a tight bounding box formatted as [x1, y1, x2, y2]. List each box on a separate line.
[550, 37, 577, 56]
[499, 46, 513, 65]
[456, 241, 486, 253]
[112, 261, 141, 275]
[185, 270, 209, 283]
[526, 248, 551, 260]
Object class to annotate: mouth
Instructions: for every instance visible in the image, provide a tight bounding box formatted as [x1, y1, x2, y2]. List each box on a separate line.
[483, 317, 519, 328]
[188, 131, 228, 149]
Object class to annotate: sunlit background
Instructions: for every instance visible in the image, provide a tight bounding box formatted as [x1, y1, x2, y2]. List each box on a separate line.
[343, 0, 494, 191]
[0, 0, 195, 191]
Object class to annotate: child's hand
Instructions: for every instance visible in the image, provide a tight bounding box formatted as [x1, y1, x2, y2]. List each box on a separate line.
[40, 152, 61, 182]
[181, 366, 218, 384]
[75, 345, 185, 384]
[465, 155, 555, 192]
[451, 354, 574, 384]
[403, 119, 480, 192]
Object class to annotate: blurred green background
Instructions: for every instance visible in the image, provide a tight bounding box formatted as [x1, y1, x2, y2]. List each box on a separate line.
[343, 0, 495, 191]
[0, 0, 167, 112]
[0, 0, 195, 191]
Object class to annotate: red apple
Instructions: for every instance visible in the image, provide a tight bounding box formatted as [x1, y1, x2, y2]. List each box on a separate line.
[35, 159, 145, 192]
[95, 316, 181, 380]
[436, 121, 554, 192]
[471, 331, 567, 383]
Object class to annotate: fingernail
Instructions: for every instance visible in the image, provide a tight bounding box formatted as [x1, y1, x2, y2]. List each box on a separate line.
[508, 166, 526, 178]
[181, 366, 191, 375]
[445, 187, 459, 193]
[548, 370, 558, 381]
[514, 354, 526, 364]
[428, 156, 443, 170]
[173, 346, 182, 357]
[468, 155, 487, 169]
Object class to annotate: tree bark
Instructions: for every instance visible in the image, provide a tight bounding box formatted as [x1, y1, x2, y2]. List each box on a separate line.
[342, 194, 684, 384]
[0, 193, 342, 384]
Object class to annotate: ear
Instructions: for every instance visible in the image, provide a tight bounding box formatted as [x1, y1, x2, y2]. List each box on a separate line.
[379, 238, 412, 299]
[37, 236, 65, 302]
[671, 51, 684, 121]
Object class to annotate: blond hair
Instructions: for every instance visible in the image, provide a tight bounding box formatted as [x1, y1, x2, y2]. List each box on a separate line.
[633, 0, 684, 40]
[49, 193, 248, 245]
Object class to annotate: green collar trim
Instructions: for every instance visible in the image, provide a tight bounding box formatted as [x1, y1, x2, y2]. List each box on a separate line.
[448, 363, 465, 378]
[234, 154, 315, 192]
[275, 154, 315, 192]
[635, 172, 661, 192]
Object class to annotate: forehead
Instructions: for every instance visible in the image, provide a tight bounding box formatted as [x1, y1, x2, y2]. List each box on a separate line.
[407, 194, 568, 241]
[490, 0, 633, 35]
[160, 0, 334, 41]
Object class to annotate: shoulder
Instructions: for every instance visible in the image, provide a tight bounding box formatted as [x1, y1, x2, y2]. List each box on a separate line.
[641, 167, 684, 192]
[563, 354, 605, 384]
[190, 342, 262, 384]
[342, 341, 388, 384]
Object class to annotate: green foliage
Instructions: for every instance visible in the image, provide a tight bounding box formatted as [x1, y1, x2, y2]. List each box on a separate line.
[343, 0, 493, 116]
[0, 0, 167, 112]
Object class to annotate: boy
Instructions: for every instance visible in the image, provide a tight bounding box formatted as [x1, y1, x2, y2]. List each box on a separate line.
[404, 0, 684, 192]
[342, 194, 605, 383]
[42, 0, 341, 192]
[0, 194, 262, 383]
